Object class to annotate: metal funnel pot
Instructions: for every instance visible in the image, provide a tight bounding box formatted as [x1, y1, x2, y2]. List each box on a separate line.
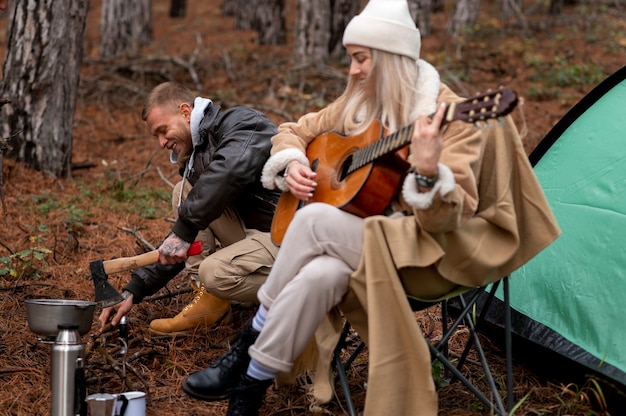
[25, 299, 96, 339]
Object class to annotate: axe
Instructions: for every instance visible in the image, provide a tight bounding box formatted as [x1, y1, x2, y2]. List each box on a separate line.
[90, 241, 203, 308]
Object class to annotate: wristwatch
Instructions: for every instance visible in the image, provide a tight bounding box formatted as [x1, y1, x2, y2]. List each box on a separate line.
[409, 166, 438, 188]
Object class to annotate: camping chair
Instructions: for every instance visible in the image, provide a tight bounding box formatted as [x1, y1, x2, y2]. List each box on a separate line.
[333, 276, 513, 416]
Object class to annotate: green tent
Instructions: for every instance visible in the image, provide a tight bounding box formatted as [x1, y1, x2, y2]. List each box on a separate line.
[486, 65, 626, 387]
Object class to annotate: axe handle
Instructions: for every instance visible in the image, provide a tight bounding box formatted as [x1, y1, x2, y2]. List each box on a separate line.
[102, 241, 202, 275]
[103, 250, 160, 275]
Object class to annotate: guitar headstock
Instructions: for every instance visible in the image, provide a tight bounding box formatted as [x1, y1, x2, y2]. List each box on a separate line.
[445, 87, 519, 124]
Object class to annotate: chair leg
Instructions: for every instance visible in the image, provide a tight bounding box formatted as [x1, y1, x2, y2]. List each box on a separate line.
[334, 276, 514, 415]
[457, 296, 507, 415]
[334, 351, 358, 416]
[504, 277, 513, 413]
[434, 279, 511, 416]
[333, 322, 363, 416]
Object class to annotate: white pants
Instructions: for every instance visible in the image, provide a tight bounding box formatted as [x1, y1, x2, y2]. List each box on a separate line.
[248, 203, 364, 373]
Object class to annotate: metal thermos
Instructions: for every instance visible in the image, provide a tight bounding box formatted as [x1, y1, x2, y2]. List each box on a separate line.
[51, 324, 87, 416]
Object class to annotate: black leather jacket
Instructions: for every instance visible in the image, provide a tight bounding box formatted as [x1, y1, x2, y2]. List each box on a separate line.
[124, 103, 281, 302]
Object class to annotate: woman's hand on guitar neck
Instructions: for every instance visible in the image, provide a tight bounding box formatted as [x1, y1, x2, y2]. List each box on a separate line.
[410, 102, 446, 177]
[284, 161, 318, 201]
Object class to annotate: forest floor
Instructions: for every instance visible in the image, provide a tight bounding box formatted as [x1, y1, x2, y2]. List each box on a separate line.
[1, 0, 625, 415]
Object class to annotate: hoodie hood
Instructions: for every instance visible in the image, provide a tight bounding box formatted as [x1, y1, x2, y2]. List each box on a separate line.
[173, 96, 213, 208]
[170, 96, 213, 164]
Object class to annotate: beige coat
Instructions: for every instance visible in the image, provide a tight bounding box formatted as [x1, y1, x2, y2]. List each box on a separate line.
[264, 83, 561, 415]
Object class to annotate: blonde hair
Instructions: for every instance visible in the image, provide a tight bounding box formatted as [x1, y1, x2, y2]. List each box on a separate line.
[331, 49, 421, 135]
[141, 81, 195, 121]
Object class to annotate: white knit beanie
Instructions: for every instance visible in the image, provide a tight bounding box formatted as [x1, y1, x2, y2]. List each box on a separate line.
[342, 0, 421, 61]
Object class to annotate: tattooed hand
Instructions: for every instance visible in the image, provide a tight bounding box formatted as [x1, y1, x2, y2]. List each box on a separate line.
[158, 233, 191, 265]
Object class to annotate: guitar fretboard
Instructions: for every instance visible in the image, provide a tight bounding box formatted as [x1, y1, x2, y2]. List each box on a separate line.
[346, 125, 414, 175]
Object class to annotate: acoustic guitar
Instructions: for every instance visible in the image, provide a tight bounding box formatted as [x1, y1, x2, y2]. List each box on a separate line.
[271, 87, 519, 245]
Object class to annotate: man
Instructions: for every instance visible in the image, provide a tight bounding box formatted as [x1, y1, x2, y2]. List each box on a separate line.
[99, 81, 280, 335]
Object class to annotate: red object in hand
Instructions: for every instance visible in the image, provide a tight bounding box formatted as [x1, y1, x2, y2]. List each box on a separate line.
[187, 241, 203, 256]
[157, 241, 203, 261]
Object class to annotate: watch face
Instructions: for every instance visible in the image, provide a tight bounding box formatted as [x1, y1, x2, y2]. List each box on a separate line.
[416, 177, 434, 188]
[414, 172, 438, 188]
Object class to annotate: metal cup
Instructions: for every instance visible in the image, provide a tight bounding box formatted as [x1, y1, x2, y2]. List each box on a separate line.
[85, 391, 116, 416]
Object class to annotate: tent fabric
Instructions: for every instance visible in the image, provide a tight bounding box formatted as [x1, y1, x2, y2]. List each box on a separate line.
[481, 66, 626, 387]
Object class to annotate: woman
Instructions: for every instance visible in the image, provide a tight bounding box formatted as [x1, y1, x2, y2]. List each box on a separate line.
[181, 1, 560, 415]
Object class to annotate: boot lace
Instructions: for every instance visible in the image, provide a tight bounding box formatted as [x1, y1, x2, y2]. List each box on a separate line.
[211, 326, 258, 371]
[226, 378, 271, 416]
[183, 285, 205, 312]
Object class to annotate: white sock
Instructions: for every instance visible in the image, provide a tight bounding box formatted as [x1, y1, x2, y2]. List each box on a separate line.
[251, 305, 268, 332]
[247, 358, 278, 381]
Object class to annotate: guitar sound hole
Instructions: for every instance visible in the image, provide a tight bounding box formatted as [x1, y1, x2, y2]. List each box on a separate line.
[338, 156, 352, 182]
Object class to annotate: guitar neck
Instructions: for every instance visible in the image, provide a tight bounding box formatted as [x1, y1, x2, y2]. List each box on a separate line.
[346, 124, 414, 176]
[345, 88, 518, 175]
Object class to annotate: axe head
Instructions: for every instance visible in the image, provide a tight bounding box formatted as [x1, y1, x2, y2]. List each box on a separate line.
[89, 260, 125, 308]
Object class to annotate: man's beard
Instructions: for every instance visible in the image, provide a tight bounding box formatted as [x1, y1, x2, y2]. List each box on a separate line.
[177, 148, 192, 170]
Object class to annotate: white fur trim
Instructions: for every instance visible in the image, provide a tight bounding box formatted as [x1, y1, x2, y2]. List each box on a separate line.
[415, 60, 440, 116]
[261, 148, 309, 191]
[401, 163, 455, 209]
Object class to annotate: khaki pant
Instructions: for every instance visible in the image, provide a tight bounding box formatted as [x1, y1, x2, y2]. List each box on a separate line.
[173, 181, 278, 303]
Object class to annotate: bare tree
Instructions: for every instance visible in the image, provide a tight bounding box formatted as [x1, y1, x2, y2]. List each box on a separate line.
[256, 0, 286, 45]
[0, 0, 90, 178]
[502, 0, 528, 32]
[234, 0, 258, 30]
[408, 0, 433, 36]
[432, 0, 444, 12]
[170, 0, 186, 17]
[295, 0, 331, 66]
[448, 0, 481, 37]
[100, 0, 152, 58]
[222, 0, 240, 17]
[549, 0, 578, 15]
[329, 0, 362, 57]
[229, 0, 286, 45]
[295, 0, 360, 67]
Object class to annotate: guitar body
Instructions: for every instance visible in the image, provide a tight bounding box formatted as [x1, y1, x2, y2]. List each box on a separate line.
[271, 120, 405, 245]
[270, 88, 519, 245]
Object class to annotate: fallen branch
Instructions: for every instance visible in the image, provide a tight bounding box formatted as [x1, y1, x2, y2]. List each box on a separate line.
[156, 166, 175, 189]
[0, 367, 46, 376]
[121, 227, 156, 251]
[97, 343, 136, 391]
[145, 286, 193, 302]
[0, 281, 57, 291]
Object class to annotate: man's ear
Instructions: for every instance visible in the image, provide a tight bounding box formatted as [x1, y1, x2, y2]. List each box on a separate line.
[179, 102, 192, 120]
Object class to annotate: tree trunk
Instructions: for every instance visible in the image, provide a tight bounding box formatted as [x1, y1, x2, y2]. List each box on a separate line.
[295, 0, 360, 66]
[447, 0, 481, 37]
[256, 0, 286, 45]
[329, 0, 361, 57]
[234, 0, 258, 30]
[432, 0, 444, 13]
[222, 0, 239, 17]
[502, 0, 528, 32]
[409, 0, 432, 36]
[502, 0, 521, 20]
[0, 0, 90, 178]
[100, 0, 152, 58]
[550, 0, 578, 15]
[170, 0, 186, 17]
[295, 0, 332, 66]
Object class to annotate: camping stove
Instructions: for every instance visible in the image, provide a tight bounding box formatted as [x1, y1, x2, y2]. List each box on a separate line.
[25, 299, 94, 416]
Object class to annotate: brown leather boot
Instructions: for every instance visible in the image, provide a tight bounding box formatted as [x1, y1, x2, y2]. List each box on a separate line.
[149, 284, 231, 335]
